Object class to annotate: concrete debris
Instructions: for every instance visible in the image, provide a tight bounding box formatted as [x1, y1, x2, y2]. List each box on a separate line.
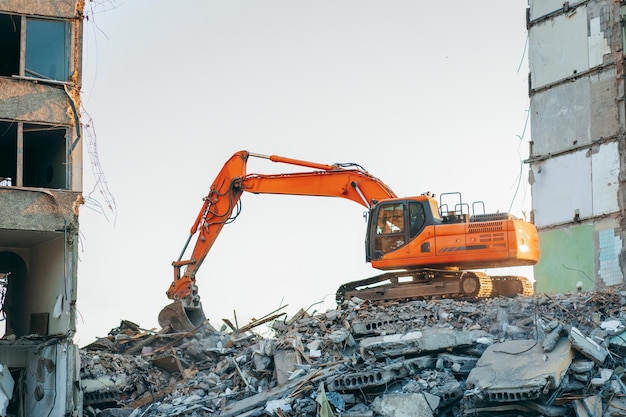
[568, 327, 609, 365]
[80, 288, 626, 417]
[466, 338, 573, 402]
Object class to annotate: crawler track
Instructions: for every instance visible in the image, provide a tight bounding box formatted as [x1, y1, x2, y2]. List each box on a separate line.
[489, 275, 535, 297]
[336, 269, 533, 304]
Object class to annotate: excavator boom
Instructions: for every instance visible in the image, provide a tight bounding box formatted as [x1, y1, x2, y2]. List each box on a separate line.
[160, 150, 398, 330]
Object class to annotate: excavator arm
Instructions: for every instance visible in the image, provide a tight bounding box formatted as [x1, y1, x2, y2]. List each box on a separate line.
[159, 150, 397, 331]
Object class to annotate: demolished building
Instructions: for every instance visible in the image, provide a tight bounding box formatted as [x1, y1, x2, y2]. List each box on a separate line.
[1, 1, 626, 416]
[80, 288, 626, 417]
[0, 0, 84, 415]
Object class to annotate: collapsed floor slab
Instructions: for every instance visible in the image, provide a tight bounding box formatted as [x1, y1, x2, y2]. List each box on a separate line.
[466, 338, 573, 402]
[359, 328, 491, 359]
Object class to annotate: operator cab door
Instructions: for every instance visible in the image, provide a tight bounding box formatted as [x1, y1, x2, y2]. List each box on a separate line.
[366, 200, 436, 264]
[369, 202, 408, 260]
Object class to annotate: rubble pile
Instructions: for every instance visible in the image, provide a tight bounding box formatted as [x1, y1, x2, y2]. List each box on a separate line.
[80, 289, 626, 417]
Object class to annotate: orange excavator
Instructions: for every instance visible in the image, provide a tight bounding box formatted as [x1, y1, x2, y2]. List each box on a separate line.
[158, 150, 540, 331]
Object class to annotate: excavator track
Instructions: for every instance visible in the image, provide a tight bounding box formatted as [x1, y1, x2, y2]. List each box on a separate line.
[336, 269, 494, 304]
[336, 270, 536, 304]
[489, 275, 535, 297]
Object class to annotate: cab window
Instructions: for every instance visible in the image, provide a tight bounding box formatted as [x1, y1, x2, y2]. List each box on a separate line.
[409, 202, 426, 238]
[374, 203, 406, 254]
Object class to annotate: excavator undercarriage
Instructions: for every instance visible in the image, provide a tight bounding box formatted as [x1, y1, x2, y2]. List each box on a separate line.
[336, 269, 535, 304]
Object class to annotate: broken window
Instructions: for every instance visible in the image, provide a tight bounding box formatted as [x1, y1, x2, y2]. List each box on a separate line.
[0, 13, 71, 81]
[0, 121, 69, 190]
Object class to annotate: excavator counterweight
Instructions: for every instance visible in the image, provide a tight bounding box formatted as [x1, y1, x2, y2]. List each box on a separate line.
[158, 151, 540, 331]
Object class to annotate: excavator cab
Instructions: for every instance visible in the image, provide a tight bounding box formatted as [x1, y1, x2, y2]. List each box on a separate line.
[366, 195, 441, 263]
[365, 192, 539, 273]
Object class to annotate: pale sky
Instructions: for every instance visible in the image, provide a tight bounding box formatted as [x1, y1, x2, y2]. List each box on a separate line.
[77, 1, 532, 345]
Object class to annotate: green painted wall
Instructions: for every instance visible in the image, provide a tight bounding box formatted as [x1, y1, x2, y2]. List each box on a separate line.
[534, 225, 595, 294]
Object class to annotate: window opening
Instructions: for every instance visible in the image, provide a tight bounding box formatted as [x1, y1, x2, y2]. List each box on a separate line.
[25, 18, 70, 81]
[23, 125, 67, 189]
[0, 251, 27, 338]
[0, 14, 20, 77]
[0, 122, 17, 186]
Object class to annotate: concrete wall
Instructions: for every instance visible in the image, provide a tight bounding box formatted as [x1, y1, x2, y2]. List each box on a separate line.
[527, 0, 626, 292]
[529, 70, 619, 157]
[529, 0, 587, 20]
[29, 237, 75, 336]
[530, 141, 619, 227]
[534, 220, 622, 293]
[0, 79, 76, 125]
[529, 5, 591, 89]
[0, 0, 82, 18]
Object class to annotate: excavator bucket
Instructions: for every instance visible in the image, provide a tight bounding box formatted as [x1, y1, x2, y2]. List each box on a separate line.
[158, 300, 206, 332]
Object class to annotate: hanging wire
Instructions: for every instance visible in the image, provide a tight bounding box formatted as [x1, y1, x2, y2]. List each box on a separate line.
[82, 109, 117, 225]
[507, 32, 532, 215]
[81, 1, 121, 225]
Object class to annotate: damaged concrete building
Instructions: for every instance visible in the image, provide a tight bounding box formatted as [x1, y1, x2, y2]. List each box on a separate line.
[0, 0, 84, 415]
[527, 0, 626, 292]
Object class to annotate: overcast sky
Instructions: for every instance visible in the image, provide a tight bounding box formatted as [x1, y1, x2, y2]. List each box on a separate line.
[77, 1, 532, 345]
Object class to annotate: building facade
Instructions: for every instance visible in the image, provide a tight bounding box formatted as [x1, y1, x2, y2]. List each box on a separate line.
[0, 0, 84, 415]
[527, 0, 626, 292]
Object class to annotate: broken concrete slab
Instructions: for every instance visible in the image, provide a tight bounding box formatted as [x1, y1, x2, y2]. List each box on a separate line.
[436, 353, 478, 375]
[359, 328, 491, 359]
[466, 338, 573, 403]
[326, 356, 436, 392]
[273, 349, 301, 386]
[568, 326, 608, 365]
